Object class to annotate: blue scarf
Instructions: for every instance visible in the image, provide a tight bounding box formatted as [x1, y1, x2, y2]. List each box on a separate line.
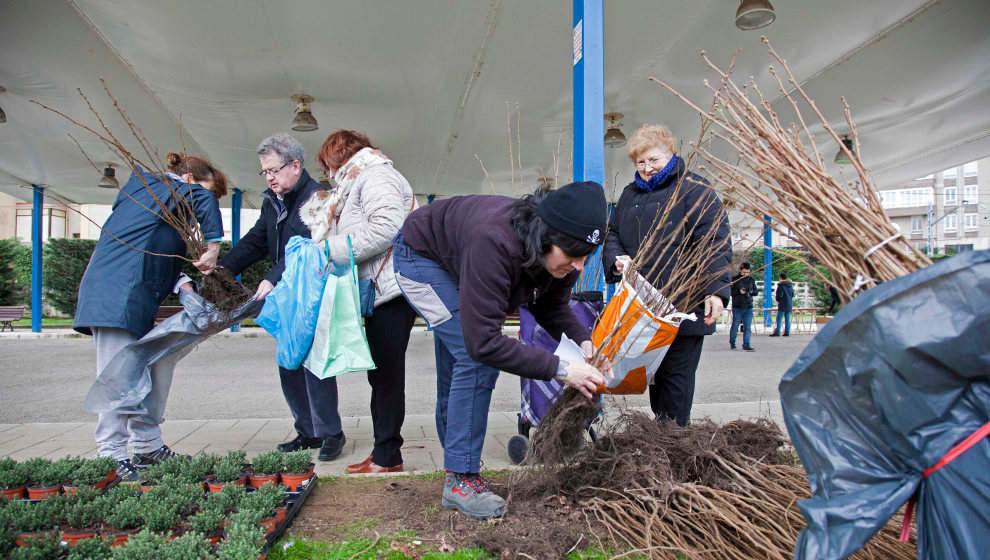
[634, 154, 679, 192]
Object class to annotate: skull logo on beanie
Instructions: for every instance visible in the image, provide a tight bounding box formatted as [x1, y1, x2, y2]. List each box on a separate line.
[536, 181, 607, 245]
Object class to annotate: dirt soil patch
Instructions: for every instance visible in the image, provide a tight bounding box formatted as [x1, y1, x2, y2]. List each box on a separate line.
[286, 474, 602, 558]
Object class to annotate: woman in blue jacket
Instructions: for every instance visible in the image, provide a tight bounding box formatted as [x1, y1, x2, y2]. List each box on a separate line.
[74, 152, 226, 481]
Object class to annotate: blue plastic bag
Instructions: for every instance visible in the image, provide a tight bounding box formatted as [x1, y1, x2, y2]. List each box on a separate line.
[256, 236, 330, 369]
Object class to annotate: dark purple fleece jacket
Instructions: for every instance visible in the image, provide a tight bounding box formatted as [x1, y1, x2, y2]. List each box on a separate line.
[400, 195, 589, 380]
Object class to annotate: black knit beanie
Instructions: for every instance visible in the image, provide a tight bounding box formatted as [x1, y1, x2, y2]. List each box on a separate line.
[536, 181, 607, 245]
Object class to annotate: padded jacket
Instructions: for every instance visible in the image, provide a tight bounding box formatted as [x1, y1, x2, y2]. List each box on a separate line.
[220, 169, 326, 285]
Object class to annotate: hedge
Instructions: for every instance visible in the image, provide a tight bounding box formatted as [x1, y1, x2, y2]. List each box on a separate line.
[43, 238, 98, 316]
[0, 239, 31, 306]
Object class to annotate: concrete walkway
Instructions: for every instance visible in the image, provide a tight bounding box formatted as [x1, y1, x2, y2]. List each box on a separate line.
[0, 326, 810, 476]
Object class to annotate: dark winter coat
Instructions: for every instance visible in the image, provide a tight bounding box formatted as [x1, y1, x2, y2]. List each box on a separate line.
[731, 274, 758, 310]
[776, 279, 795, 312]
[74, 171, 223, 338]
[603, 159, 732, 337]
[400, 195, 589, 381]
[220, 169, 326, 285]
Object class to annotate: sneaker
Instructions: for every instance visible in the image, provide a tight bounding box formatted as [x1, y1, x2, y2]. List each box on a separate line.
[318, 433, 346, 461]
[743, 346, 756, 352]
[769, 333, 779, 337]
[277, 434, 323, 453]
[133, 445, 188, 468]
[729, 344, 736, 349]
[116, 459, 140, 482]
[442, 471, 506, 520]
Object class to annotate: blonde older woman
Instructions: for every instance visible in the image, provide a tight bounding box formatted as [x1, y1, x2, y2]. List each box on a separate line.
[603, 124, 732, 426]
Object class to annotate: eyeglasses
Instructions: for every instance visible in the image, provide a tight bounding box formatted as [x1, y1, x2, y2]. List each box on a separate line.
[258, 161, 292, 177]
[635, 157, 664, 169]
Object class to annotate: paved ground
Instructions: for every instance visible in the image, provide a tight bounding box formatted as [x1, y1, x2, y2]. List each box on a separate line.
[0, 325, 811, 476]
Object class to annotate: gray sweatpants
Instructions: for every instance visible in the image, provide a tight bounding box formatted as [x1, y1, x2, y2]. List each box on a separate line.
[93, 327, 178, 461]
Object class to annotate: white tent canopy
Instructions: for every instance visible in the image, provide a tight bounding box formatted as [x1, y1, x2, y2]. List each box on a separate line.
[1, 0, 988, 207]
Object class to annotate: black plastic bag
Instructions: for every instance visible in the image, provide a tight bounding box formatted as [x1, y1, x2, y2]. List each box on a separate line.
[780, 250, 990, 560]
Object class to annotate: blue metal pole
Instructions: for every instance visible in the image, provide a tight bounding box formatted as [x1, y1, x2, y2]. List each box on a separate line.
[31, 185, 44, 333]
[763, 215, 773, 328]
[231, 188, 242, 247]
[230, 188, 242, 332]
[573, 0, 605, 294]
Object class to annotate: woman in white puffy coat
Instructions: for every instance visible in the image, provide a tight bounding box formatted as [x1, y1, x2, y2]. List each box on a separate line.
[303, 129, 417, 473]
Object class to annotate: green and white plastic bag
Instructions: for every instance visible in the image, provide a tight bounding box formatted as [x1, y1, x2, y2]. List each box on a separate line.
[303, 236, 375, 378]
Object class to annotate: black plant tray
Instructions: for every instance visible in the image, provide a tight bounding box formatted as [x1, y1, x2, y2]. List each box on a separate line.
[262, 474, 318, 552]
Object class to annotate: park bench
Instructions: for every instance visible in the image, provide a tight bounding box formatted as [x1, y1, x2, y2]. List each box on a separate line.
[155, 305, 184, 323]
[0, 306, 25, 332]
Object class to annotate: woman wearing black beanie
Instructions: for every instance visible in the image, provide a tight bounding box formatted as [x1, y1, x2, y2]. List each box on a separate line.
[393, 181, 609, 520]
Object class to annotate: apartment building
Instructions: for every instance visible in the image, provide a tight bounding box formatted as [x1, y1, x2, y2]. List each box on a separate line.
[879, 157, 989, 255]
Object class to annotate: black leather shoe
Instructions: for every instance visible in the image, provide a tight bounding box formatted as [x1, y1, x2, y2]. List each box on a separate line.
[318, 433, 347, 461]
[277, 434, 322, 453]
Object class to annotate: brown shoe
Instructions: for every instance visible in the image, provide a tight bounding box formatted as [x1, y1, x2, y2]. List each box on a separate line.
[346, 455, 403, 474]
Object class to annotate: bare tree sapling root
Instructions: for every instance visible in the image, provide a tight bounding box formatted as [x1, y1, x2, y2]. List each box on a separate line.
[512, 410, 914, 559]
[198, 268, 253, 315]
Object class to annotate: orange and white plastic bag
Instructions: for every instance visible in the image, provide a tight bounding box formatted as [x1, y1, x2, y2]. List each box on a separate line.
[591, 270, 695, 394]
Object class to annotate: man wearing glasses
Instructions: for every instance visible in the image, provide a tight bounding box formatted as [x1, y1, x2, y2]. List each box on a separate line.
[219, 133, 346, 461]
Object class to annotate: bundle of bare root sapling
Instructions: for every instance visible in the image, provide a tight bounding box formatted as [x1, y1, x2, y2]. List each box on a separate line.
[32, 82, 251, 315]
[652, 38, 930, 302]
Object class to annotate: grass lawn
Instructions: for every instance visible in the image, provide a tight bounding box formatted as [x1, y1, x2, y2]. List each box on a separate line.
[270, 536, 653, 560]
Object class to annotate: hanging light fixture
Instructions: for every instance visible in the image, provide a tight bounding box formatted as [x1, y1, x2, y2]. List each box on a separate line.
[290, 93, 318, 132]
[98, 163, 119, 189]
[604, 112, 627, 148]
[834, 135, 856, 165]
[735, 0, 776, 31]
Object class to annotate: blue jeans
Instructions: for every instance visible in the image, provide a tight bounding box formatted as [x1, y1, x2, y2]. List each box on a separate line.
[729, 307, 753, 348]
[774, 311, 791, 335]
[392, 235, 499, 473]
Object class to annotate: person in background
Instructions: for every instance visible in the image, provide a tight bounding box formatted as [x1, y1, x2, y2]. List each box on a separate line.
[74, 153, 226, 481]
[827, 283, 841, 315]
[771, 272, 794, 336]
[604, 124, 732, 426]
[394, 181, 609, 520]
[308, 129, 418, 474]
[729, 262, 757, 351]
[219, 133, 346, 462]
